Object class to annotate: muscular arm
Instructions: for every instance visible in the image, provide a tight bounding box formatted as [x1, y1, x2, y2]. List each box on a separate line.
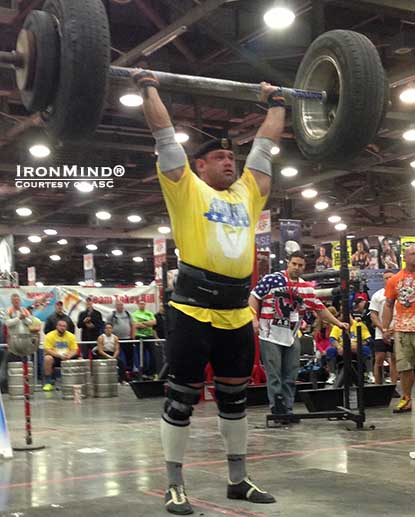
[141, 87, 185, 182]
[370, 310, 382, 331]
[382, 299, 395, 330]
[316, 307, 346, 329]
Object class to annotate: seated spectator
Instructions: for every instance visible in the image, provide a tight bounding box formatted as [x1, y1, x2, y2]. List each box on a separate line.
[326, 315, 374, 384]
[44, 301, 75, 335]
[43, 319, 79, 391]
[94, 323, 126, 384]
[313, 306, 338, 374]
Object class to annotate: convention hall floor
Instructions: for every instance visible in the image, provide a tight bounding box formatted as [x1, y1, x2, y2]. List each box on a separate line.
[1, 386, 414, 517]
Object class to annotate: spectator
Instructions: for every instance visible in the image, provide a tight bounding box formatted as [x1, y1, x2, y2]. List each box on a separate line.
[353, 295, 375, 339]
[44, 301, 75, 335]
[327, 315, 374, 384]
[249, 251, 348, 415]
[369, 270, 398, 385]
[107, 301, 134, 372]
[155, 304, 166, 340]
[94, 323, 126, 384]
[132, 300, 157, 378]
[4, 293, 33, 361]
[43, 319, 79, 391]
[313, 306, 338, 380]
[382, 245, 415, 414]
[77, 297, 104, 359]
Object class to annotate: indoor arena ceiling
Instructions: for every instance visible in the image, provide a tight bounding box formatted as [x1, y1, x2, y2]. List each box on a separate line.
[0, 0, 414, 285]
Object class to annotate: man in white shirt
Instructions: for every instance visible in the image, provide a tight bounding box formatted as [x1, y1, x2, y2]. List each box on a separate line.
[369, 271, 397, 384]
[4, 293, 33, 361]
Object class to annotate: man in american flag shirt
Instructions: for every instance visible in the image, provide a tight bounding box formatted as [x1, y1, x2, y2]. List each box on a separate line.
[249, 251, 347, 415]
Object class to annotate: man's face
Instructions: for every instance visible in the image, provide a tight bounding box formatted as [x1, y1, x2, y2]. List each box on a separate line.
[56, 320, 67, 334]
[404, 246, 415, 268]
[383, 272, 394, 287]
[115, 301, 124, 312]
[357, 242, 364, 252]
[138, 301, 146, 311]
[105, 324, 112, 335]
[319, 247, 325, 257]
[56, 303, 63, 314]
[287, 257, 305, 279]
[86, 299, 93, 310]
[355, 300, 365, 313]
[11, 295, 20, 309]
[196, 150, 237, 191]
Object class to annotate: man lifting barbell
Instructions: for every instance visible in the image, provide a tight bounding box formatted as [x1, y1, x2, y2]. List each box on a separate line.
[132, 69, 285, 514]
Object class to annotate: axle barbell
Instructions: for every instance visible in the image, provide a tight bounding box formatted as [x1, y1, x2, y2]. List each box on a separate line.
[0, 0, 388, 163]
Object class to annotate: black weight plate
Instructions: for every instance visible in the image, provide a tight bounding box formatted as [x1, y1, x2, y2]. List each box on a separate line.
[20, 10, 59, 113]
[41, 0, 110, 141]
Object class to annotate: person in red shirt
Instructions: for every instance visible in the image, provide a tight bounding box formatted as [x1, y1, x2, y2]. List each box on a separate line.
[382, 245, 415, 413]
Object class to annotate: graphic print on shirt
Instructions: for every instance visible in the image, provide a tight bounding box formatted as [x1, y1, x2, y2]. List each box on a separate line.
[397, 276, 415, 308]
[204, 198, 250, 259]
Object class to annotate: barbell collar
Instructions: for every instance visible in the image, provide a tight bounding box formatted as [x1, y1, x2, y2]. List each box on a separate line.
[110, 67, 327, 105]
[0, 51, 25, 68]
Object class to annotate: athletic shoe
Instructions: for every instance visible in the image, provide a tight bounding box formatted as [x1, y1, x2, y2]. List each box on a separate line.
[227, 477, 276, 503]
[326, 373, 336, 385]
[165, 485, 193, 515]
[42, 383, 53, 392]
[367, 372, 375, 384]
[409, 451, 415, 459]
[393, 397, 412, 413]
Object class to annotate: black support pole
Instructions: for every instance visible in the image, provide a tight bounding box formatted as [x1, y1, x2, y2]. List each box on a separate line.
[339, 232, 351, 409]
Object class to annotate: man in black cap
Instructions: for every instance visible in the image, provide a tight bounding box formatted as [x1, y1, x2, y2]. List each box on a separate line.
[77, 297, 104, 359]
[44, 301, 75, 335]
[132, 68, 285, 514]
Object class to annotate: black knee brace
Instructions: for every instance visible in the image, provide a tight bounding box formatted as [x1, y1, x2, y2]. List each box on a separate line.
[162, 379, 202, 427]
[214, 381, 248, 420]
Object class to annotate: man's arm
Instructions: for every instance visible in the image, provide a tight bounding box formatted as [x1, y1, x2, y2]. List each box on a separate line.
[370, 310, 382, 332]
[4, 313, 19, 327]
[245, 83, 286, 197]
[316, 307, 348, 331]
[248, 294, 261, 335]
[132, 71, 186, 182]
[382, 299, 395, 339]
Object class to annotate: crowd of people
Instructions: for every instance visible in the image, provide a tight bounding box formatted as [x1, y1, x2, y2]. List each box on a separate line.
[1, 295, 166, 390]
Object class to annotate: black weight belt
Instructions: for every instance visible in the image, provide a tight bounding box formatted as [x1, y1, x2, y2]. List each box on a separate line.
[171, 262, 251, 310]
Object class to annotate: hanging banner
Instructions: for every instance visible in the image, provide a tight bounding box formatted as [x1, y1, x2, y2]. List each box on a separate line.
[27, 266, 36, 286]
[0, 235, 14, 274]
[255, 210, 272, 249]
[279, 219, 302, 261]
[83, 253, 95, 286]
[0, 393, 12, 459]
[332, 240, 352, 270]
[378, 236, 400, 269]
[153, 238, 167, 285]
[401, 236, 415, 268]
[315, 243, 333, 272]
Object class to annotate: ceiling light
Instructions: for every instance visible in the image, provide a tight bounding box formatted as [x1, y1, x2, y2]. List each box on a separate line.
[50, 255, 61, 261]
[279, 259, 285, 264]
[335, 223, 348, 231]
[79, 281, 86, 286]
[112, 249, 123, 256]
[18, 246, 31, 254]
[400, 88, 415, 104]
[94, 282, 102, 288]
[264, 6, 295, 29]
[28, 235, 41, 243]
[75, 182, 94, 193]
[270, 253, 276, 259]
[16, 207, 32, 217]
[120, 93, 143, 107]
[127, 214, 142, 223]
[35, 281, 44, 287]
[86, 244, 98, 251]
[403, 128, 415, 141]
[96, 211, 111, 220]
[314, 201, 329, 210]
[57, 239, 68, 245]
[347, 234, 356, 239]
[281, 167, 298, 177]
[135, 281, 144, 287]
[44, 228, 57, 235]
[271, 146, 280, 155]
[328, 215, 341, 223]
[301, 188, 318, 199]
[411, 179, 415, 187]
[175, 131, 189, 144]
[158, 225, 171, 234]
[29, 144, 50, 158]
[133, 256, 144, 263]
[410, 160, 415, 168]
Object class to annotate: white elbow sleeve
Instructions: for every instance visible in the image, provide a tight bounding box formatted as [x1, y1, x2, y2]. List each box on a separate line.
[154, 127, 186, 172]
[245, 137, 274, 177]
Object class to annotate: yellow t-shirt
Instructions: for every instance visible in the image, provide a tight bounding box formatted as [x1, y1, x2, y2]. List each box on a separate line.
[44, 330, 78, 355]
[158, 160, 267, 329]
[330, 320, 371, 348]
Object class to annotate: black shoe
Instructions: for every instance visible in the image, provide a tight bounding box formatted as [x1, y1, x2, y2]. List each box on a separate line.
[392, 389, 401, 398]
[165, 485, 193, 515]
[227, 477, 276, 503]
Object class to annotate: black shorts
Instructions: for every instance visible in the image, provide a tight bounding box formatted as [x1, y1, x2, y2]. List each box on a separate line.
[374, 338, 394, 354]
[167, 307, 255, 384]
[53, 358, 62, 368]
